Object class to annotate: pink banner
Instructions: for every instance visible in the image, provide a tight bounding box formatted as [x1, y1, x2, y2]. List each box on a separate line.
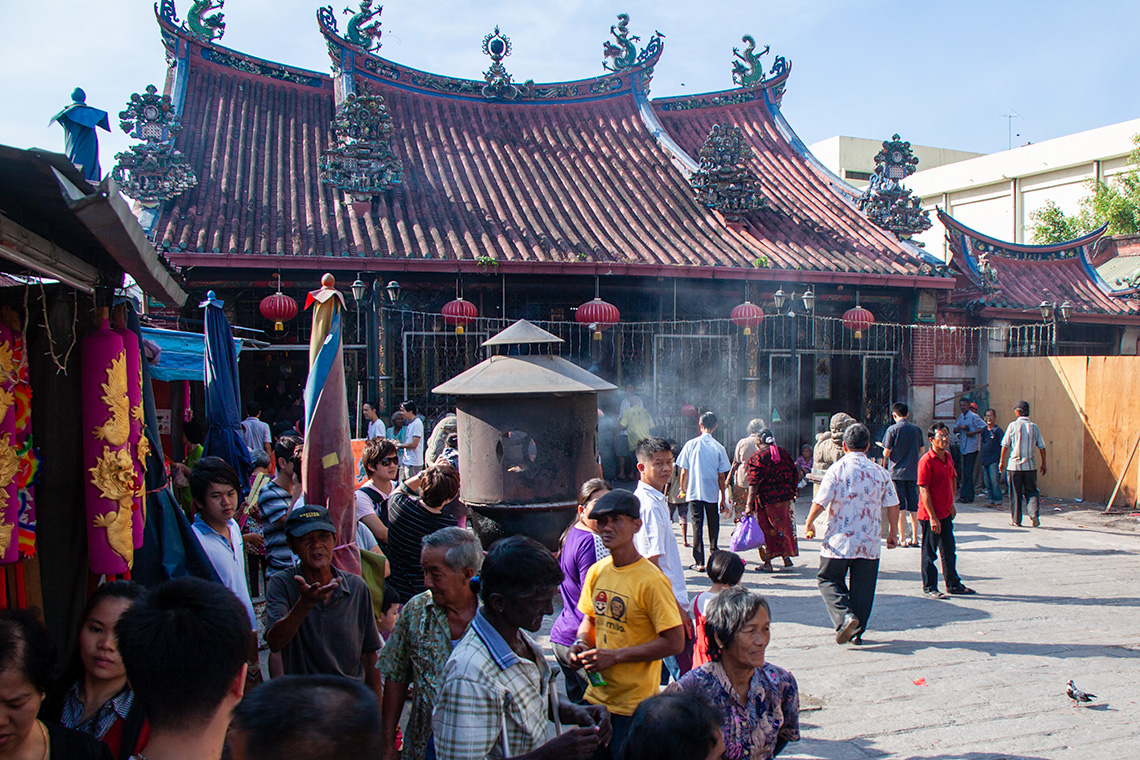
[0, 324, 20, 565]
[81, 320, 136, 575]
[115, 320, 147, 550]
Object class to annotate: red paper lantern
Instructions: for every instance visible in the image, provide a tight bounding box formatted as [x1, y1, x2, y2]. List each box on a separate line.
[441, 297, 478, 335]
[842, 305, 875, 339]
[576, 297, 621, 340]
[260, 291, 299, 332]
[681, 403, 698, 418]
[730, 301, 765, 335]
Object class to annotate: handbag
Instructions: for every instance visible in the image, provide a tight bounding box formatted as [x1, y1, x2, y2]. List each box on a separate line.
[729, 514, 766, 553]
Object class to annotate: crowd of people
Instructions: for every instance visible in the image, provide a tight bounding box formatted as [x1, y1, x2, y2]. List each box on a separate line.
[7, 387, 1051, 760]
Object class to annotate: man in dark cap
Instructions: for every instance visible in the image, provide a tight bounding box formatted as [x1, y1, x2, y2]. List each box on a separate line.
[265, 505, 382, 698]
[569, 490, 684, 760]
[1000, 401, 1047, 527]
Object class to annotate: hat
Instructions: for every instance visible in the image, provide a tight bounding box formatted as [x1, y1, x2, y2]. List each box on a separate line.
[589, 489, 641, 520]
[286, 504, 336, 537]
[1015, 400, 1030, 414]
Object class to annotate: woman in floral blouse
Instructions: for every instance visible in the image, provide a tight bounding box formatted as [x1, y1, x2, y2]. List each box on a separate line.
[668, 588, 799, 760]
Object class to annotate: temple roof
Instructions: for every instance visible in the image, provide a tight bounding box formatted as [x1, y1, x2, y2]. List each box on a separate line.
[147, 10, 951, 288]
[938, 210, 1140, 323]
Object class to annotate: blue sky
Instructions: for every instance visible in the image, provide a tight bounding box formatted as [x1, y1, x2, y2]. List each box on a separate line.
[2, 0, 1138, 172]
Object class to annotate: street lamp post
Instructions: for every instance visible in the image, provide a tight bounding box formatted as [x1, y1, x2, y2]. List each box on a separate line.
[769, 287, 816, 450]
[1039, 299, 1071, 355]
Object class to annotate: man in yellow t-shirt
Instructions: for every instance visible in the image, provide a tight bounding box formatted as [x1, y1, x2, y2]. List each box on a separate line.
[570, 490, 683, 760]
[619, 401, 655, 450]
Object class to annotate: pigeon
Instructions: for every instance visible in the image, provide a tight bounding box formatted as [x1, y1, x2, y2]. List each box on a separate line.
[1066, 680, 1096, 706]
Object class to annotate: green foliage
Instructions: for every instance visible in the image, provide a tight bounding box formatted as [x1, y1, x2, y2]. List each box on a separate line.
[474, 255, 499, 270]
[751, 255, 769, 268]
[1029, 134, 1140, 244]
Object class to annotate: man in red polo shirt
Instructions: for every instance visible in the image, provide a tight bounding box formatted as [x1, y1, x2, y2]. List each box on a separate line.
[917, 422, 976, 599]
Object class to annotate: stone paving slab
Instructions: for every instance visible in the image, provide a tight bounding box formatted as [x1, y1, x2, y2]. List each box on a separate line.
[537, 493, 1140, 758]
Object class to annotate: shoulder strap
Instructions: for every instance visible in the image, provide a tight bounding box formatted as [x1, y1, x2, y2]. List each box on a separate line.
[357, 485, 387, 507]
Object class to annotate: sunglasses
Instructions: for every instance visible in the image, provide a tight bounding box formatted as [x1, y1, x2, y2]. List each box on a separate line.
[379, 456, 399, 466]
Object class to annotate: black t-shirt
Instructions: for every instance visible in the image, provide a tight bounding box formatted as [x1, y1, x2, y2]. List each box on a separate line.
[882, 420, 923, 481]
[384, 489, 458, 601]
[980, 424, 1004, 465]
[47, 723, 115, 760]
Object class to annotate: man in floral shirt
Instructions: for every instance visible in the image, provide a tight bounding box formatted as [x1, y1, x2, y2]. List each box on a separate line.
[804, 423, 899, 645]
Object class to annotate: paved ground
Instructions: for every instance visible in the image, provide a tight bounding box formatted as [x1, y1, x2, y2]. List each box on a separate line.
[548, 494, 1140, 759]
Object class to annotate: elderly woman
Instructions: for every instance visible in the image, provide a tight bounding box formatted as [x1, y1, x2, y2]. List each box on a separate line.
[726, 419, 766, 523]
[745, 429, 800, 572]
[0, 611, 114, 760]
[378, 527, 482, 760]
[668, 588, 799, 760]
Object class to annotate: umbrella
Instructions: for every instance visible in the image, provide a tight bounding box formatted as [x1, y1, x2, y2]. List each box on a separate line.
[200, 291, 252, 487]
[120, 300, 220, 587]
[302, 274, 360, 575]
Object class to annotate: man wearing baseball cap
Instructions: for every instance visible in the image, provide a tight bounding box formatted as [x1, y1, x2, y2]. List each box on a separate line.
[569, 489, 684, 760]
[265, 505, 382, 699]
[1000, 401, 1047, 527]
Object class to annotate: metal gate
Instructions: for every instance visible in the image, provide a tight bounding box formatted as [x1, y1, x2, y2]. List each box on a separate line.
[862, 354, 895, 443]
[653, 334, 734, 445]
[402, 331, 490, 420]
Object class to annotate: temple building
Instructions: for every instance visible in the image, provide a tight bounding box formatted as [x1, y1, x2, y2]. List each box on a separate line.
[116, 2, 1138, 450]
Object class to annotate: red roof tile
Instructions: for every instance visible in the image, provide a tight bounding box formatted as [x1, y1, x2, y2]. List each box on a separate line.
[939, 210, 1140, 322]
[149, 17, 951, 288]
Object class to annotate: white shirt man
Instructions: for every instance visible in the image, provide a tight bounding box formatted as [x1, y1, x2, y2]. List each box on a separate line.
[675, 412, 730, 569]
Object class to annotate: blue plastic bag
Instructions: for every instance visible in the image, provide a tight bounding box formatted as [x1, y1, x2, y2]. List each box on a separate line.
[729, 515, 766, 553]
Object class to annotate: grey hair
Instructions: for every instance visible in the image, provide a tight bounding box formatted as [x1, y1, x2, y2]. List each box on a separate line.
[705, 587, 770, 662]
[843, 423, 871, 452]
[421, 527, 483, 573]
[746, 418, 766, 436]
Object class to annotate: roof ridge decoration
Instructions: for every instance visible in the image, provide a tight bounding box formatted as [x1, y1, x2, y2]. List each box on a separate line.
[157, 0, 180, 26]
[731, 35, 787, 88]
[110, 84, 198, 206]
[689, 124, 765, 222]
[855, 134, 932, 239]
[186, 0, 225, 42]
[481, 27, 523, 101]
[318, 91, 404, 209]
[602, 13, 664, 73]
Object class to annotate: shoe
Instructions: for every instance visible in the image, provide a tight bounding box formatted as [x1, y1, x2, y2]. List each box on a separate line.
[948, 586, 976, 595]
[783, 558, 794, 568]
[1031, 516, 1040, 527]
[923, 589, 949, 600]
[759, 562, 774, 573]
[851, 636, 863, 646]
[836, 613, 861, 644]
[1010, 521, 1022, 527]
[690, 564, 705, 572]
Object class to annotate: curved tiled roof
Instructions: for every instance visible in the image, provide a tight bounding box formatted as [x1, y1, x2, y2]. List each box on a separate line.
[938, 210, 1140, 321]
[148, 12, 951, 287]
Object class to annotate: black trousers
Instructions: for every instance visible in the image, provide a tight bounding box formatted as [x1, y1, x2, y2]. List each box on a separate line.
[1008, 469, 1040, 524]
[958, 451, 978, 502]
[920, 515, 962, 592]
[688, 500, 719, 566]
[817, 557, 879, 637]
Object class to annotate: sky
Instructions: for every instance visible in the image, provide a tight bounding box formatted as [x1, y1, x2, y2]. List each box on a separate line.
[2, 0, 1139, 173]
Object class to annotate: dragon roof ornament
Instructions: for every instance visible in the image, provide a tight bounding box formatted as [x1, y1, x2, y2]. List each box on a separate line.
[856, 134, 932, 239]
[731, 35, 788, 88]
[156, 0, 180, 25]
[689, 124, 766, 222]
[111, 84, 198, 206]
[342, 1, 383, 52]
[185, 0, 225, 42]
[602, 13, 664, 73]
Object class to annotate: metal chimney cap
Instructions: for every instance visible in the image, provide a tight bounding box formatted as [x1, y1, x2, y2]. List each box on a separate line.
[482, 319, 564, 347]
[433, 354, 616, 396]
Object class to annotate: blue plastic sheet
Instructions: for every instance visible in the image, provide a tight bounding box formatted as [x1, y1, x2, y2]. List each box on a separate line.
[140, 327, 243, 382]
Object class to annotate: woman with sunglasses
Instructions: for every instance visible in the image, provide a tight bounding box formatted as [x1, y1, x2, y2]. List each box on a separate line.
[357, 437, 400, 546]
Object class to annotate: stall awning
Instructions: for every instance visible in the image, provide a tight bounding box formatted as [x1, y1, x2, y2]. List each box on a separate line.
[141, 327, 243, 382]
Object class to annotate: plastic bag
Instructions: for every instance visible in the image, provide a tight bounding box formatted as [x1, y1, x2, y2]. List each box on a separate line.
[729, 515, 766, 553]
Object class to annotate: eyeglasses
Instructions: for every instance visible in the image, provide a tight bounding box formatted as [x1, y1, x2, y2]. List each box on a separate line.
[379, 456, 399, 466]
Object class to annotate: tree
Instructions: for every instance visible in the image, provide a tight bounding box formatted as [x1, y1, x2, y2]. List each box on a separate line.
[1028, 134, 1140, 244]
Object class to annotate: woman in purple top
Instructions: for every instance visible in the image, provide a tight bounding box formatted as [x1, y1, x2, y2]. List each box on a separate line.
[550, 478, 612, 703]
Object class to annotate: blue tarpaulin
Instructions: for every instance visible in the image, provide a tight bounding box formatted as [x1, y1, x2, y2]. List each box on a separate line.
[140, 327, 243, 382]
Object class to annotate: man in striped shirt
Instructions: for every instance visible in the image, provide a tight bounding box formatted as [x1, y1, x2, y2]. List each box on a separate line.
[1000, 400, 1047, 527]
